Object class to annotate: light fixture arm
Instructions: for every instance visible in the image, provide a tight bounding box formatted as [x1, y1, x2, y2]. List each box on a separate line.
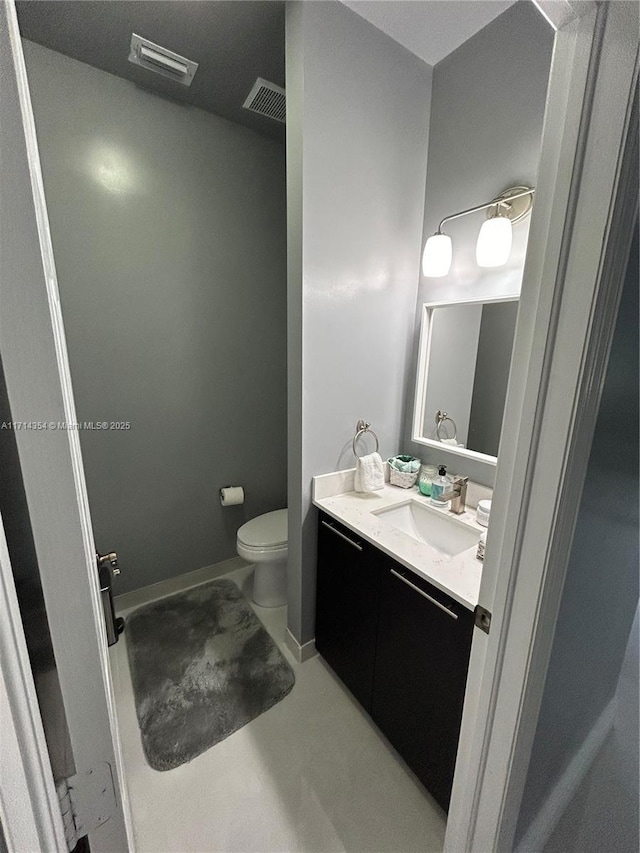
[437, 187, 535, 233]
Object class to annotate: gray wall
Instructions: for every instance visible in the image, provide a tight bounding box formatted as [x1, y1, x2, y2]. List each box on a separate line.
[468, 300, 519, 457]
[404, 0, 554, 486]
[286, 1, 432, 644]
[23, 40, 287, 594]
[515, 222, 640, 846]
[543, 605, 638, 853]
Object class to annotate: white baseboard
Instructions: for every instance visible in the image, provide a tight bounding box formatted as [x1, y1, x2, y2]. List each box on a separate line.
[114, 556, 249, 614]
[516, 696, 617, 852]
[285, 628, 317, 663]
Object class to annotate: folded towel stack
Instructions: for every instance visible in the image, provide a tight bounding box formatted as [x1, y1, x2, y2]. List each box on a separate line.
[388, 454, 421, 488]
[388, 455, 421, 474]
[354, 452, 385, 493]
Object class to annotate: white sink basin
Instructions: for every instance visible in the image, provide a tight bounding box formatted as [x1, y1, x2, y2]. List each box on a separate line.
[373, 500, 479, 558]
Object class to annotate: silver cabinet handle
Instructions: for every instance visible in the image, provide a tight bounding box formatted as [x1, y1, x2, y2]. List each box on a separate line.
[390, 569, 458, 620]
[321, 520, 363, 551]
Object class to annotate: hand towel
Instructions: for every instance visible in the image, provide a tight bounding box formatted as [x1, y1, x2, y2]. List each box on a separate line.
[354, 452, 385, 493]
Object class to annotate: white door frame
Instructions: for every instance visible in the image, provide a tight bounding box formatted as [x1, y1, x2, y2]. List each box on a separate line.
[446, 2, 639, 850]
[0, 510, 67, 853]
[0, 1, 133, 849]
[0, 0, 636, 851]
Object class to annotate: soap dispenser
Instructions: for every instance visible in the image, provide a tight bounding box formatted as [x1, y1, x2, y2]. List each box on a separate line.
[430, 465, 451, 508]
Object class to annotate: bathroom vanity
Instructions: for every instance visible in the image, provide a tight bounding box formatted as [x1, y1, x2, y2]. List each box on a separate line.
[313, 474, 489, 811]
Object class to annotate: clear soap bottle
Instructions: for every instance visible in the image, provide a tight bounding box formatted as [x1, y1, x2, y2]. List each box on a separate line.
[430, 465, 450, 508]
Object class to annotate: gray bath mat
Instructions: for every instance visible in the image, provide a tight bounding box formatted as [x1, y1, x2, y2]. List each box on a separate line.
[125, 578, 295, 771]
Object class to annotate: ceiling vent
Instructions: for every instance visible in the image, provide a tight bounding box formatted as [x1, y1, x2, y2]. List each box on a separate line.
[243, 78, 286, 124]
[128, 34, 198, 87]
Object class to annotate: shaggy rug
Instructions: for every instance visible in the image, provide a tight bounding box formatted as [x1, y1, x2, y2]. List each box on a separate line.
[125, 578, 295, 771]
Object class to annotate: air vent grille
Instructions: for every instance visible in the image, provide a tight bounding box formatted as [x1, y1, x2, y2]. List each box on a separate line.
[128, 34, 198, 87]
[243, 78, 286, 124]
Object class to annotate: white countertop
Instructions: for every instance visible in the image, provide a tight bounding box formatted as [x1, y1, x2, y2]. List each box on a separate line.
[313, 473, 488, 611]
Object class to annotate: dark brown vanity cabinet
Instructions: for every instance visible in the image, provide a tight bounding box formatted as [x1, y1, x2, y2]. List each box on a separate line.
[315, 515, 381, 711]
[315, 511, 474, 812]
[371, 560, 474, 811]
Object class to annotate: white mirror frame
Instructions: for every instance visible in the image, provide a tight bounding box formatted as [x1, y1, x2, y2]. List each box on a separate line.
[411, 295, 519, 466]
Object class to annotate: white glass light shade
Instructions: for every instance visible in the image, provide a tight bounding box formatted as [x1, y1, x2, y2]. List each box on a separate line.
[422, 233, 452, 277]
[476, 216, 513, 267]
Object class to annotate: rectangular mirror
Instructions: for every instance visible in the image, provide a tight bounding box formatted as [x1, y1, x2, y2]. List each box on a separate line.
[412, 297, 519, 464]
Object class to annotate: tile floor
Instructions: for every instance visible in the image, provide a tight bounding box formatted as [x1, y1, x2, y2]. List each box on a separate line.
[110, 563, 446, 853]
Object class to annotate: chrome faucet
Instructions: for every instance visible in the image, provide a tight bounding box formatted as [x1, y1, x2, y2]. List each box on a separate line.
[433, 475, 468, 515]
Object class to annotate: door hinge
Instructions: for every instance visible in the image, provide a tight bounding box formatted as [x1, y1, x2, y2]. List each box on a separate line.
[56, 763, 117, 850]
[474, 604, 492, 634]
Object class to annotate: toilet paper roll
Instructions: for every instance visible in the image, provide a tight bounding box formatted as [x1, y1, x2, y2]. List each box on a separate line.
[220, 486, 244, 507]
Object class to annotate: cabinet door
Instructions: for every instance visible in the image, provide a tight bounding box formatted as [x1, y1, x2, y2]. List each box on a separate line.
[315, 513, 381, 711]
[372, 559, 474, 811]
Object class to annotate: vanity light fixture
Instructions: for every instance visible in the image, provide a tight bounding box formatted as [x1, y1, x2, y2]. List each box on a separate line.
[476, 215, 512, 267]
[421, 233, 452, 277]
[422, 185, 535, 277]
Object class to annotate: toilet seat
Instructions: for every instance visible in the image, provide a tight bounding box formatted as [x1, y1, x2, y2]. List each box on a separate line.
[237, 509, 287, 550]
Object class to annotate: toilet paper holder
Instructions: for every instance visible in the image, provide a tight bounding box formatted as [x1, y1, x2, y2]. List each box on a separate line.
[220, 486, 245, 506]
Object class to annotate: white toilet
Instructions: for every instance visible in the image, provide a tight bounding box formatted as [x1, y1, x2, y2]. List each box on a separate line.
[236, 509, 288, 607]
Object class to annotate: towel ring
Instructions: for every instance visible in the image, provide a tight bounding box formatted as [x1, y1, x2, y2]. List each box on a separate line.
[353, 419, 380, 458]
[435, 410, 458, 442]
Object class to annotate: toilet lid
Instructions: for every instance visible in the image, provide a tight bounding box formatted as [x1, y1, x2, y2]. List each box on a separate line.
[237, 509, 288, 549]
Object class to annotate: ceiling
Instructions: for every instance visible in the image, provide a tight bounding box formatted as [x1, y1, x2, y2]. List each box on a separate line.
[16, 0, 517, 143]
[341, 0, 517, 66]
[16, 1, 286, 142]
